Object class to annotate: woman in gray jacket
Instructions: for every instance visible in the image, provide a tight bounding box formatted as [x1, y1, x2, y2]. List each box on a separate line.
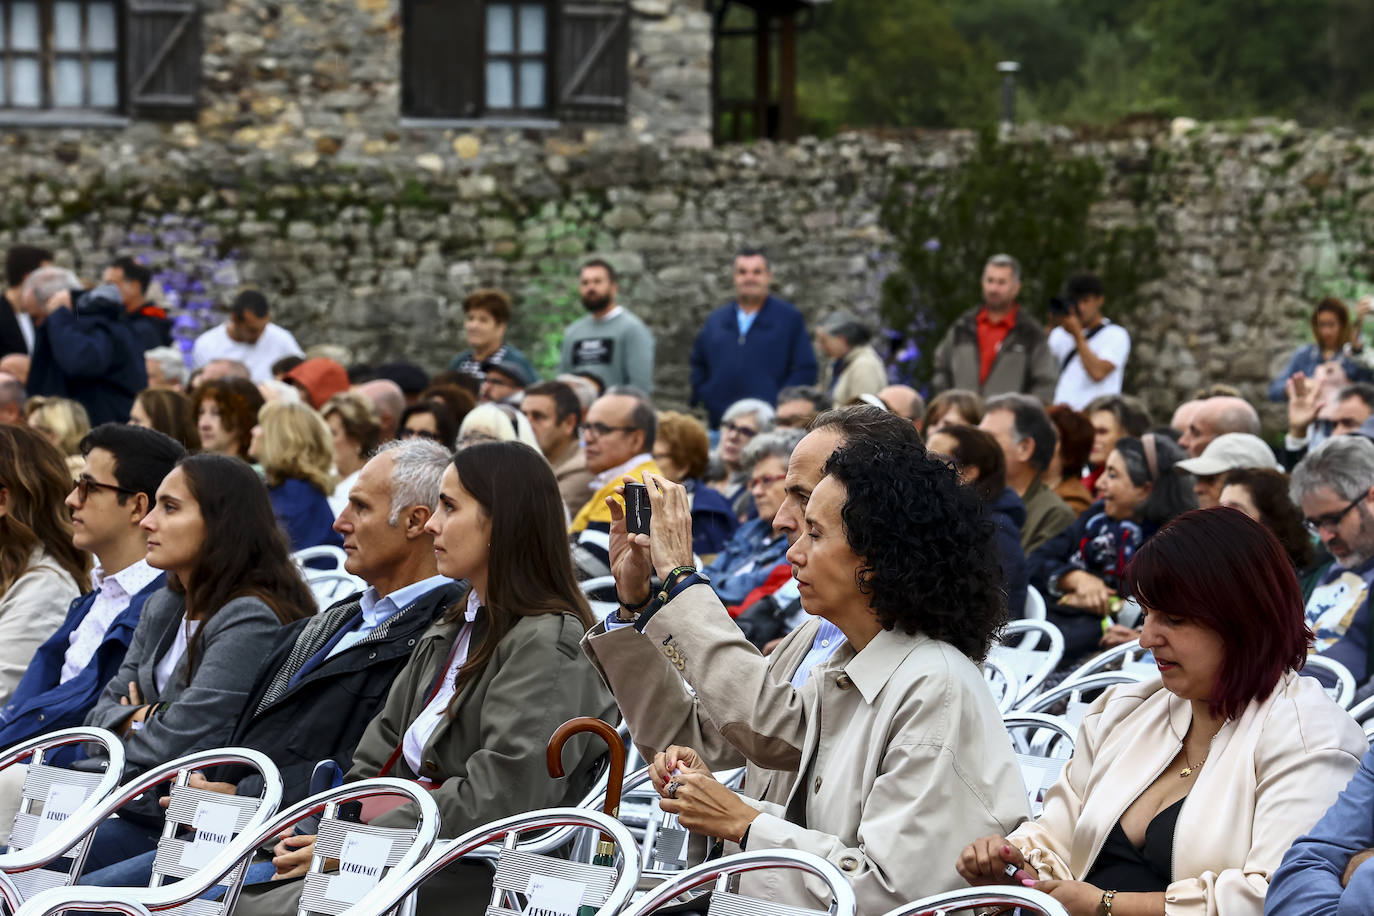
[81, 454, 314, 870]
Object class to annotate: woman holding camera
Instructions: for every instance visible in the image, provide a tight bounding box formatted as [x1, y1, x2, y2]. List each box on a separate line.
[607, 437, 1027, 914]
[958, 508, 1366, 916]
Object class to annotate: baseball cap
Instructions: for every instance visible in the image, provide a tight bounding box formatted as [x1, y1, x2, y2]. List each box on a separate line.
[481, 354, 535, 388]
[1175, 433, 1281, 477]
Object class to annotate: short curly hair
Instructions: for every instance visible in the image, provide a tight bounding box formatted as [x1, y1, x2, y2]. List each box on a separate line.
[824, 439, 1006, 662]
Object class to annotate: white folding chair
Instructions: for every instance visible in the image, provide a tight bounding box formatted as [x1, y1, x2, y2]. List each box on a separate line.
[1022, 585, 1047, 622]
[981, 658, 1017, 714]
[11, 778, 441, 916]
[877, 885, 1069, 916]
[1017, 672, 1139, 732]
[293, 546, 349, 573]
[1350, 693, 1374, 738]
[579, 576, 621, 620]
[309, 574, 365, 612]
[1061, 639, 1157, 686]
[0, 728, 126, 905]
[0, 747, 280, 914]
[1303, 655, 1357, 709]
[1003, 714, 1075, 818]
[616, 849, 855, 916]
[986, 620, 1063, 704]
[324, 808, 640, 916]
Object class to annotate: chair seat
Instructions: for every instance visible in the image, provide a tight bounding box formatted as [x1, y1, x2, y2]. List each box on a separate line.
[491, 850, 618, 904]
[709, 889, 831, 916]
[8, 864, 75, 899]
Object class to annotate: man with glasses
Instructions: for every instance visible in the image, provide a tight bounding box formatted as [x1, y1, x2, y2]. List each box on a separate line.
[0, 424, 183, 834]
[568, 387, 661, 577]
[1291, 435, 1374, 690]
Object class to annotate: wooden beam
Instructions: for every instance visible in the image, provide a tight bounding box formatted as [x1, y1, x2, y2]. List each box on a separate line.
[778, 11, 797, 140]
[753, 9, 770, 139]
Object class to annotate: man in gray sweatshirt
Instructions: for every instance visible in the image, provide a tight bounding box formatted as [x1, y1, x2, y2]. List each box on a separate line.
[559, 258, 656, 393]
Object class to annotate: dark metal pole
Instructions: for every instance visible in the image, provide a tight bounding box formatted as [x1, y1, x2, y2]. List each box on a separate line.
[998, 61, 1020, 133]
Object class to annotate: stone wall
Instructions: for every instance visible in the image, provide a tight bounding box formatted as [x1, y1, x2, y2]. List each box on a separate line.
[7, 25, 1374, 426]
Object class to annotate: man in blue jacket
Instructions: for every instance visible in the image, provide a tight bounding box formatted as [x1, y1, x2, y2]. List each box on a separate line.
[0, 425, 184, 768]
[689, 249, 818, 427]
[23, 267, 148, 425]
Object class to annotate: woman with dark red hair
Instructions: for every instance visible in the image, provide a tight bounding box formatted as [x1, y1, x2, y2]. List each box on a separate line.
[958, 507, 1367, 916]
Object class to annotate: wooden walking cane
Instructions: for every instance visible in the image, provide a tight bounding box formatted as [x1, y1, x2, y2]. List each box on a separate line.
[547, 716, 626, 867]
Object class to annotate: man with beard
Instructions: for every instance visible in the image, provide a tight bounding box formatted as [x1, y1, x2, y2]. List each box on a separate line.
[559, 258, 656, 392]
[1292, 434, 1374, 689]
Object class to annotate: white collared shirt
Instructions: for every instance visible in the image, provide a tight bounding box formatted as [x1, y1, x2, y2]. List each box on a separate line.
[326, 575, 452, 660]
[60, 560, 160, 685]
[402, 589, 481, 776]
[588, 452, 652, 491]
[594, 306, 624, 322]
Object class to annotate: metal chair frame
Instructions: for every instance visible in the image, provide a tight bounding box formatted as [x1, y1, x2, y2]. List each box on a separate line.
[292, 546, 349, 573]
[1022, 586, 1047, 622]
[1017, 672, 1140, 727]
[615, 849, 856, 916]
[1003, 713, 1076, 819]
[877, 885, 1070, 916]
[10, 778, 440, 916]
[981, 659, 1017, 714]
[0, 747, 279, 914]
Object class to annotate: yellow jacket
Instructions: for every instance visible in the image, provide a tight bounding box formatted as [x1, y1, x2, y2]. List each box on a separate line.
[568, 456, 660, 534]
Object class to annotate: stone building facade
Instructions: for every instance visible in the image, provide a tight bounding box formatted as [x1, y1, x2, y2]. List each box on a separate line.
[2, 2, 1373, 425]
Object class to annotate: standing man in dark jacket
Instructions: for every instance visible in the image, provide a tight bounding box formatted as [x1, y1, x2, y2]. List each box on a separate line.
[23, 267, 148, 425]
[0, 424, 183, 838]
[690, 249, 818, 427]
[931, 254, 1057, 402]
[1, 245, 51, 358]
[104, 256, 172, 350]
[75, 438, 465, 888]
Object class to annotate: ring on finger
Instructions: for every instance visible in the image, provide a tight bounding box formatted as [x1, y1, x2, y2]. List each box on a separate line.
[666, 780, 681, 799]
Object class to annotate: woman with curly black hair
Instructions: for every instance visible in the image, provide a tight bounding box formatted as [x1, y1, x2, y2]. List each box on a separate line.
[606, 436, 1028, 915]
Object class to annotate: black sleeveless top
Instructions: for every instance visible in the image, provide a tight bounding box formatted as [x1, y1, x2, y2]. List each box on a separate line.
[1084, 797, 1185, 893]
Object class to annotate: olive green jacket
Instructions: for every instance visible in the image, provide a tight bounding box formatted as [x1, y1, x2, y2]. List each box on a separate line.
[347, 608, 617, 836]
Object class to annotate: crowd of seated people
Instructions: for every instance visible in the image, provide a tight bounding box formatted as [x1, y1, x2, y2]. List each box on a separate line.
[11, 247, 1374, 916]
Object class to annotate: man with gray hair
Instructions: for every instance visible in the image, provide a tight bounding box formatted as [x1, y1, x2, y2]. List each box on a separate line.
[0, 371, 24, 426]
[144, 346, 188, 391]
[85, 438, 467, 891]
[22, 266, 147, 425]
[931, 253, 1056, 402]
[1291, 435, 1374, 688]
[981, 393, 1076, 552]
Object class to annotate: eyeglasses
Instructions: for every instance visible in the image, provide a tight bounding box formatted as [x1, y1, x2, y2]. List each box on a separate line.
[579, 422, 637, 439]
[1304, 494, 1365, 536]
[72, 475, 140, 505]
[749, 473, 787, 490]
[722, 421, 759, 439]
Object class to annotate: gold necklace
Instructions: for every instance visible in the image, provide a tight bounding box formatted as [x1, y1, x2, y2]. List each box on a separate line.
[1179, 747, 1206, 779]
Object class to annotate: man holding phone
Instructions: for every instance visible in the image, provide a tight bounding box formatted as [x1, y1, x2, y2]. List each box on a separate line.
[1046, 273, 1131, 410]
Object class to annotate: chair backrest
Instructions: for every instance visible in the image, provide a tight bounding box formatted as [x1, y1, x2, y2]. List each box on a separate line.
[293, 546, 348, 572]
[617, 849, 855, 916]
[0, 728, 126, 908]
[980, 659, 1017, 714]
[1019, 672, 1139, 730]
[309, 574, 365, 612]
[9, 779, 441, 916]
[877, 885, 1070, 916]
[638, 767, 745, 875]
[1350, 692, 1374, 727]
[1303, 655, 1357, 709]
[1022, 585, 1047, 622]
[331, 808, 639, 916]
[0, 747, 278, 914]
[578, 575, 620, 619]
[987, 620, 1064, 704]
[1003, 714, 1075, 818]
[1061, 639, 1158, 686]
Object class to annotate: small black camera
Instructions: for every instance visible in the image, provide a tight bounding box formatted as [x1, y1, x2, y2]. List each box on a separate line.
[1047, 295, 1076, 318]
[624, 483, 652, 535]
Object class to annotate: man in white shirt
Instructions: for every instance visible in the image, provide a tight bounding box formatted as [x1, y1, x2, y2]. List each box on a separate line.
[1047, 274, 1131, 411]
[190, 290, 304, 381]
[0, 424, 184, 838]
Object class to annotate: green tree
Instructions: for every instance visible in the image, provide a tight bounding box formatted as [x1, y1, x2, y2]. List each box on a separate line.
[880, 130, 1161, 388]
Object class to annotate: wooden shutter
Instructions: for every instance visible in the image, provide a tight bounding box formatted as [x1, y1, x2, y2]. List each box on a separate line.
[403, 0, 483, 118]
[124, 0, 201, 119]
[556, 0, 628, 123]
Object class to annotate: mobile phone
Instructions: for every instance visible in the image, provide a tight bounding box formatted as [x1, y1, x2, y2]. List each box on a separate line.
[624, 483, 652, 535]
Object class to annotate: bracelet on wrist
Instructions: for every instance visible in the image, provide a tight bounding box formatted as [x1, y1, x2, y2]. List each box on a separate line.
[616, 588, 652, 614]
[1099, 889, 1116, 916]
[664, 565, 697, 591]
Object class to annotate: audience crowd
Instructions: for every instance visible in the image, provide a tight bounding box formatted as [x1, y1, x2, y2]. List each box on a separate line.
[5, 242, 1374, 915]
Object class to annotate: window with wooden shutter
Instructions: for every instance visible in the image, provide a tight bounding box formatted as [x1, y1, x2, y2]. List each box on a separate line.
[402, 0, 482, 119]
[124, 0, 200, 119]
[556, 0, 627, 123]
